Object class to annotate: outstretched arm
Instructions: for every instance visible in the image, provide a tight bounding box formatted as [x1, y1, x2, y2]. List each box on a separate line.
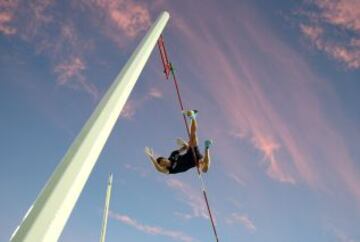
[145, 147, 169, 174]
[150, 157, 169, 174]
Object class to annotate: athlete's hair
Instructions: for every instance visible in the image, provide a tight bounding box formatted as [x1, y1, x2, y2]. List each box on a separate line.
[156, 157, 165, 164]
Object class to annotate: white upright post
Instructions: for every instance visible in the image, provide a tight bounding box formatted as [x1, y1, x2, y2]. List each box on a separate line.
[99, 173, 113, 242]
[10, 11, 169, 242]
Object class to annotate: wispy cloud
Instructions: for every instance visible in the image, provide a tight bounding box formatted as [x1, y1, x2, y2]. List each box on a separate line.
[166, 178, 209, 220]
[168, 0, 360, 206]
[298, 0, 360, 69]
[252, 135, 295, 184]
[227, 198, 242, 209]
[172, 6, 300, 185]
[226, 213, 256, 232]
[109, 211, 196, 242]
[0, 0, 18, 35]
[228, 173, 246, 187]
[0, 0, 100, 98]
[120, 87, 163, 120]
[327, 225, 357, 242]
[123, 163, 149, 177]
[0, 12, 16, 35]
[80, 0, 151, 47]
[54, 57, 98, 99]
[313, 0, 360, 32]
[148, 87, 163, 98]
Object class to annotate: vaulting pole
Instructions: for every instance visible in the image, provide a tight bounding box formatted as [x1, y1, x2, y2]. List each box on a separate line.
[99, 174, 113, 242]
[10, 11, 169, 242]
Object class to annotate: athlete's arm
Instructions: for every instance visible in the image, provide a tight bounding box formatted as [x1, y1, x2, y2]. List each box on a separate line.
[150, 157, 169, 174]
[145, 147, 169, 174]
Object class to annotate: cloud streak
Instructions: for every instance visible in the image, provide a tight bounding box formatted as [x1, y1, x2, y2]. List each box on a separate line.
[120, 87, 163, 120]
[0, 0, 100, 98]
[167, 0, 360, 206]
[299, 0, 360, 69]
[80, 0, 151, 47]
[251, 135, 295, 184]
[226, 213, 257, 232]
[109, 211, 196, 242]
[166, 178, 209, 220]
[54, 57, 98, 99]
[0, 0, 18, 35]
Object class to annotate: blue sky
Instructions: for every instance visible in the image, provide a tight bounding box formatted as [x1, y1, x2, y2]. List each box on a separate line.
[1, 0, 360, 241]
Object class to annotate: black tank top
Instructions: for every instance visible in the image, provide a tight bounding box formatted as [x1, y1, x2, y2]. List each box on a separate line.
[168, 147, 202, 174]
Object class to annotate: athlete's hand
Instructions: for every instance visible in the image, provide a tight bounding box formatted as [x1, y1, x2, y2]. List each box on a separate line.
[144, 146, 154, 158]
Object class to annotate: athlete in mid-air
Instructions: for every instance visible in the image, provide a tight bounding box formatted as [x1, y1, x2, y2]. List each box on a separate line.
[145, 110, 212, 174]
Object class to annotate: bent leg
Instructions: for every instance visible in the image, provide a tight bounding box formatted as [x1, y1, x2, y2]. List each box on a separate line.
[188, 118, 198, 147]
[199, 148, 211, 173]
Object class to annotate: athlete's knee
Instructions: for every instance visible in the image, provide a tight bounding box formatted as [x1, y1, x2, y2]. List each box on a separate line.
[188, 137, 197, 147]
[201, 165, 208, 173]
[199, 159, 208, 173]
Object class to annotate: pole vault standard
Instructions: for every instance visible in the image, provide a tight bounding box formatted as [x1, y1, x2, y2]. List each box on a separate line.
[99, 174, 113, 242]
[10, 11, 169, 242]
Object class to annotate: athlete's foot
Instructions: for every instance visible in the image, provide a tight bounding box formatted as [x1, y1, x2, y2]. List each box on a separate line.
[204, 139, 213, 150]
[176, 137, 188, 149]
[182, 109, 198, 119]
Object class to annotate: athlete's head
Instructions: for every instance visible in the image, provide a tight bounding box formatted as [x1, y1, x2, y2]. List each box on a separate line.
[156, 157, 170, 167]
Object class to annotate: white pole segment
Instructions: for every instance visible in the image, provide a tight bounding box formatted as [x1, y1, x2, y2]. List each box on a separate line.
[99, 173, 113, 242]
[10, 11, 169, 242]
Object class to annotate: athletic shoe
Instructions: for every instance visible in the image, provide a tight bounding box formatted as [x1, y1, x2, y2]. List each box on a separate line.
[204, 139, 213, 149]
[176, 137, 188, 149]
[182, 109, 198, 119]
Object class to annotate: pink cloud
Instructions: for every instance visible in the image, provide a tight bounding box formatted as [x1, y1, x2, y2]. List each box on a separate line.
[109, 211, 196, 242]
[54, 57, 98, 99]
[81, 0, 151, 47]
[300, 24, 323, 42]
[226, 213, 256, 232]
[299, 0, 360, 69]
[0, 0, 18, 35]
[300, 24, 360, 69]
[55, 57, 86, 86]
[314, 0, 360, 32]
[0, 12, 16, 35]
[1, 0, 100, 98]
[166, 178, 209, 220]
[252, 135, 295, 184]
[169, 1, 360, 206]
[148, 87, 163, 98]
[120, 87, 163, 120]
[109, 4, 150, 38]
[121, 100, 136, 119]
[172, 12, 301, 185]
[123, 163, 149, 177]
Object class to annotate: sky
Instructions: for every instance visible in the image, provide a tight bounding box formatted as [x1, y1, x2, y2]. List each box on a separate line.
[0, 0, 360, 241]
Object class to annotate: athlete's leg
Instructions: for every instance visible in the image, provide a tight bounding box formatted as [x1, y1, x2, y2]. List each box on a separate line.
[199, 148, 211, 173]
[176, 137, 189, 153]
[182, 110, 198, 147]
[188, 118, 198, 147]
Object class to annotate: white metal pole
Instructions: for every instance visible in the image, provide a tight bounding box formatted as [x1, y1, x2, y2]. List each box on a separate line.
[99, 173, 113, 242]
[10, 11, 170, 242]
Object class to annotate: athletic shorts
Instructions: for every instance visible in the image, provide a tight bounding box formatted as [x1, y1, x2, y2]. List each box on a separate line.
[168, 146, 203, 174]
